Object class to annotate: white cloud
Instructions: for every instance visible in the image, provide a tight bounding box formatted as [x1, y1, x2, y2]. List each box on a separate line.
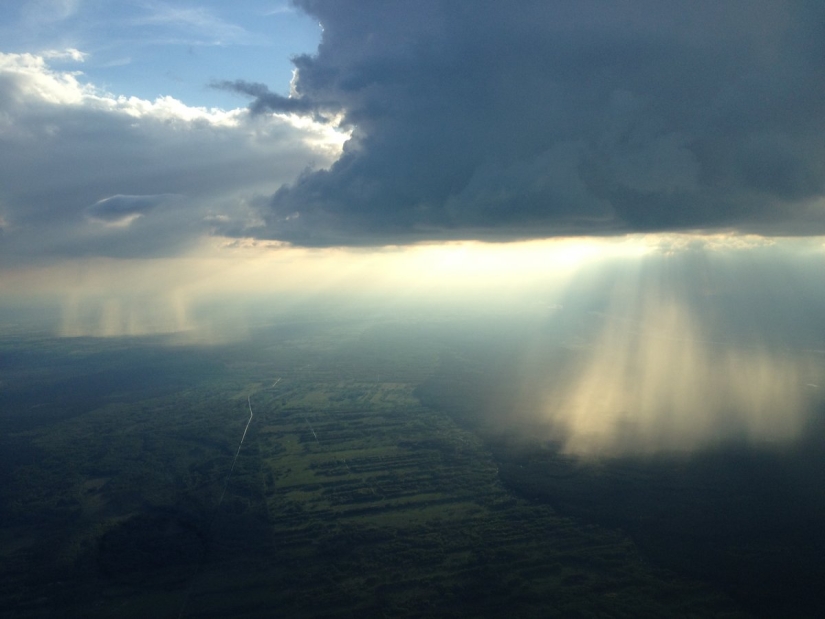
[0, 50, 243, 123]
[0, 50, 92, 105]
[0, 50, 347, 265]
[41, 48, 87, 62]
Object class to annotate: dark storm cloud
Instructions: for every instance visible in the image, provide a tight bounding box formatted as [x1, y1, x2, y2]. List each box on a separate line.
[213, 80, 318, 115]
[239, 0, 825, 245]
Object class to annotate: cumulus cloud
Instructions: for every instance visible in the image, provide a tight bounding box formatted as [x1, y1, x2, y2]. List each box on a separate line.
[0, 50, 345, 264]
[233, 0, 825, 246]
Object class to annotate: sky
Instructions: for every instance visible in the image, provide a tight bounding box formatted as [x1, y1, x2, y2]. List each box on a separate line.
[2, 0, 825, 455]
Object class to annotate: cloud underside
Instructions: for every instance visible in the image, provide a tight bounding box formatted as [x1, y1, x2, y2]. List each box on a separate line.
[227, 0, 825, 246]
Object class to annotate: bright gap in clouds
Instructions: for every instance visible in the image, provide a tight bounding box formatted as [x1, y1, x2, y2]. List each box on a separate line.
[3, 234, 824, 457]
[2, 235, 653, 328]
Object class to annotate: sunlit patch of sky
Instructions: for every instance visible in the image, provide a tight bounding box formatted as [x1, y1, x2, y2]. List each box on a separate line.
[3, 229, 825, 455]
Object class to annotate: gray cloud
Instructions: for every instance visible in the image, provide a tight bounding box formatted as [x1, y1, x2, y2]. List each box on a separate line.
[86, 194, 178, 224]
[238, 0, 825, 245]
[213, 80, 318, 115]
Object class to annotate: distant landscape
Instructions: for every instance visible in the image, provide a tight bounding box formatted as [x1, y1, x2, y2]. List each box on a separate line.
[3, 315, 823, 618]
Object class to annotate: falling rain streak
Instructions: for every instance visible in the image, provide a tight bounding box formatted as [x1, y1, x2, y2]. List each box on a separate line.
[517, 243, 825, 456]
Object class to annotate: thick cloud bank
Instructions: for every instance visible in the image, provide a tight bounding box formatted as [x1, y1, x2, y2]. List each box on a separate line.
[237, 0, 825, 245]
